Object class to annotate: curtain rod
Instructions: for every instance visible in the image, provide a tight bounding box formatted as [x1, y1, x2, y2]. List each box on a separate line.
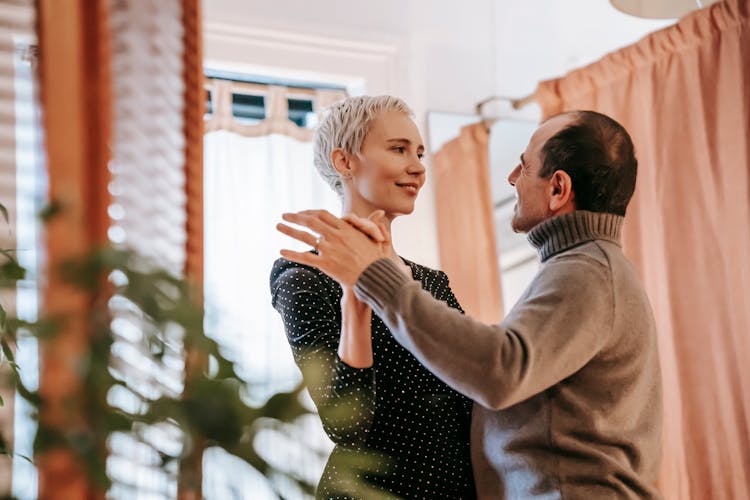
[475, 93, 536, 116]
[204, 68, 347, 92]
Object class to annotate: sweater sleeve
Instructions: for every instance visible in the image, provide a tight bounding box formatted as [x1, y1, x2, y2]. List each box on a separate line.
[355, 257, 613, 410]
[271, 265, 376, 446]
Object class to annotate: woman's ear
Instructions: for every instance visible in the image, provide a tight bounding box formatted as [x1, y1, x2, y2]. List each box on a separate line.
[331, 148, 353, 178]
[548, 169, 575, 212]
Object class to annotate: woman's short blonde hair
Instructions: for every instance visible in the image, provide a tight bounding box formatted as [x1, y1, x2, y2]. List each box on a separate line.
[313, 95, 413, 196]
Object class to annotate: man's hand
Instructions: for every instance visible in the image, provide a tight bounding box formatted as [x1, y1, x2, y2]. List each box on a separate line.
[343, 211, 412, 278]
[277, 210, 387, 287]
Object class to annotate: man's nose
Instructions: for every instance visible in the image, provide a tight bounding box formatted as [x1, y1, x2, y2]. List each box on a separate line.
[508, 164, 521, 186]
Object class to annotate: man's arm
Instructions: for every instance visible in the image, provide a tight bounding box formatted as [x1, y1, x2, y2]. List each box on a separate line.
[355, 257, 614, 410]
[276, 210, 614, 409]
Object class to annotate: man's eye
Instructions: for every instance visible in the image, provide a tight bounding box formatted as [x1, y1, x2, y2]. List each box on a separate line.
[392, 146, 405, 153]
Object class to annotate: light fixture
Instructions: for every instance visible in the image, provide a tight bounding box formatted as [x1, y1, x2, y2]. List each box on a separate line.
[610, 0, 720, 19]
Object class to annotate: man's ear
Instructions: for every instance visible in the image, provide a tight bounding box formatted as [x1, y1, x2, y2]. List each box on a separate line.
[548, 169, 575, 212]
[331, 148, 353, 178]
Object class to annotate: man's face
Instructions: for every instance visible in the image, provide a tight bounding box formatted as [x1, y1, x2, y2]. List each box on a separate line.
[507, 114, 575, 233]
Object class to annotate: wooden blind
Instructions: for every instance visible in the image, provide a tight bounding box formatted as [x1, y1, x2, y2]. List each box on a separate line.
[0, 0, 37, 495]
[204, 78, 346, 141]
[106, 0, 189, 498]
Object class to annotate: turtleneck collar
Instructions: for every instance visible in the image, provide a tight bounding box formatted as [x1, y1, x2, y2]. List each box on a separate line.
[526, 210, 623, 262]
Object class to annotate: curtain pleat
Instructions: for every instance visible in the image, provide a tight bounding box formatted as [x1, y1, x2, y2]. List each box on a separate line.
[433, 123, 504, 324]
[534, 1, 750, 498]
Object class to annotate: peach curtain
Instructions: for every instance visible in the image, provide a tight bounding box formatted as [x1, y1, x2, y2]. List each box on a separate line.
[433, 123, 503, 323]
[534, 1, 750, 498]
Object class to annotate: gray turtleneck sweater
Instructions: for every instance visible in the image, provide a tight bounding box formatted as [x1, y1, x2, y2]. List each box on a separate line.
[354, 211, 663, 499]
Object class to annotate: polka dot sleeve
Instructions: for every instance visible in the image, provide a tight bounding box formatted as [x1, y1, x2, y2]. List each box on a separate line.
[271, 263, 376, 447]
[436, 270, 466, 315]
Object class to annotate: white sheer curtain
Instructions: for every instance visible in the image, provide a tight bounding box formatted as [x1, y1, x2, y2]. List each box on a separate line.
[203, 130, 340, 498]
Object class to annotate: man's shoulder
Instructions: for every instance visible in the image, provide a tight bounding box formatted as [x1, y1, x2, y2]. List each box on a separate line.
[550, 239, 638, 281]
[538, 242, 614, 291]
[541, 239, 646, 303]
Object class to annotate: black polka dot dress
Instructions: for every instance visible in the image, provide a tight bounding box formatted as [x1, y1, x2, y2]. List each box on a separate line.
[270, 257, 476, 499]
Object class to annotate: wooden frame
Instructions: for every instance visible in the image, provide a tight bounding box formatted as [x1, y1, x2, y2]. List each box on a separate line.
[37, 0, 111, 497]
[177, 0, 206, 498]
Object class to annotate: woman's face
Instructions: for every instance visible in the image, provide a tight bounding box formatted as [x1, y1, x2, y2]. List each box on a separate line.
[345, 110, 426, 218]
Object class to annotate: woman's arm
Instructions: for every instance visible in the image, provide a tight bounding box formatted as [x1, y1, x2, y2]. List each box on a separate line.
[337, 287, 374, 368]
[270, 263, 376, 447]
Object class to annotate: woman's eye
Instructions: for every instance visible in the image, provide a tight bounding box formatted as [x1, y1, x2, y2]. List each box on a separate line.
[392, 146, 405, 154]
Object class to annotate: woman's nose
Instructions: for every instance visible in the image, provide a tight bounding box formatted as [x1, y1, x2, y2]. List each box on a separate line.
[409, 156, 426, 176]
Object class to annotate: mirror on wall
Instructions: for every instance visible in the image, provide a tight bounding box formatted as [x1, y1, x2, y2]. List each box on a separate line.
[426, 112, 539, 312]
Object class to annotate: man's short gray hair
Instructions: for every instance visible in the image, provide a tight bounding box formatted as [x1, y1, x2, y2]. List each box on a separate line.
[313, 95, 414, 196]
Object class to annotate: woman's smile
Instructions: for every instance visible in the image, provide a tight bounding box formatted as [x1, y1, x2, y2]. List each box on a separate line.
[396, 181, 419, 195]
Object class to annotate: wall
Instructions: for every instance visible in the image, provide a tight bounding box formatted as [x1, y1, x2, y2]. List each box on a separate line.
[202, 0, 674, 268]
[203, 0, 496, 268]
[491, 1, 673, 121]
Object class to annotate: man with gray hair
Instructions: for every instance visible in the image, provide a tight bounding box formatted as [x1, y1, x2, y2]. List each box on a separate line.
[278, 110, 663, 499]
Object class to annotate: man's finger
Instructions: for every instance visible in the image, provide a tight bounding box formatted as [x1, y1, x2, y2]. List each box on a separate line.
[342, 214, 385, 242]
[367, 209, 386, 223]
[298, 209, 343, 229]
[376, 221, 392, 245]
[276, 223, 318, 247]
[282, 212, 336, 236]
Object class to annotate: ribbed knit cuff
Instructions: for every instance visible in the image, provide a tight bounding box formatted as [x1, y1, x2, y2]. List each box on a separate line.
[354, 258, 411, 310]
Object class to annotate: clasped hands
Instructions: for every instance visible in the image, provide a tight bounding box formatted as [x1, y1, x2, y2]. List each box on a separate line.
[277, 210, 410, 288]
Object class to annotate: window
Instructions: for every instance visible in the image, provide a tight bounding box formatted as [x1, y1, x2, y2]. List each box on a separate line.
[202, 73, 345, 498]
[487, 119, 540, 311]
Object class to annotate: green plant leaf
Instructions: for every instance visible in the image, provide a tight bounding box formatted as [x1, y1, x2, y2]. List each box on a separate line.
[2, 340, 15, 364]
[0, 259, 25, 286]
[1, 241, 318, 494]
[0, 304, 6, 334]
[0, 249, 18, 261]
[38, 199, 62, 223]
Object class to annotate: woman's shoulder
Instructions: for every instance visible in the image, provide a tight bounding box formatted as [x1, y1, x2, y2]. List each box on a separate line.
[404, 258, 463, 311]
[403, 258, 450, 290]
[270, 256, 339, 293]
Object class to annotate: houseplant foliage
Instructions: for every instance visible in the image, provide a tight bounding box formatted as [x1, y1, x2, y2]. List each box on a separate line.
[0, 202, 318, 496]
